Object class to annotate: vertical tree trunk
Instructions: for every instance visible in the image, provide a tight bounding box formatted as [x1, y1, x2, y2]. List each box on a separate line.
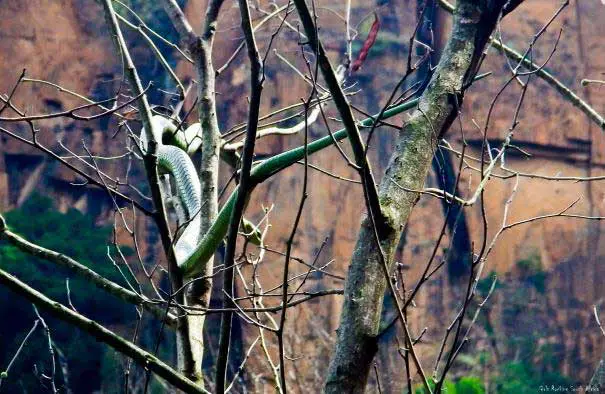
[162, 0, 225, 385]
[181, 33, 223, 385]
[324, 1, 523, 392]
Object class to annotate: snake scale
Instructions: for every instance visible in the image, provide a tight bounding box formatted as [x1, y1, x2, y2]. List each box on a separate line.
[136, 68, 356, 271]
[140, 115, 205, 267]
[140, 116, 261, 270]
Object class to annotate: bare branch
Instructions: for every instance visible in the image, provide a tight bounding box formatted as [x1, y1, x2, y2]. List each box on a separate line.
[0, 267, 209, 394]
[0, 214, 176, 325]
[215, 0, 264, 389]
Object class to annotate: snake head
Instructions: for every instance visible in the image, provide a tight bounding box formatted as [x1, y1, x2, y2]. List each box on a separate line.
[139, 115, 175, 154]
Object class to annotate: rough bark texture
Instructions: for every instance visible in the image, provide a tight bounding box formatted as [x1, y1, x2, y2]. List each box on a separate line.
[324, 1, 521, 392]
[182, 27, 223, 387]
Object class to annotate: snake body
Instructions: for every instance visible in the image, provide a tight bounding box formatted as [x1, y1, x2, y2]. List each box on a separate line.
[140, 116, 203, 266]
[136, 68, 351, 273]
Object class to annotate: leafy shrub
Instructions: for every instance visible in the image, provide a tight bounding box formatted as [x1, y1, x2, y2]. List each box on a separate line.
[456, 376, 485, 394]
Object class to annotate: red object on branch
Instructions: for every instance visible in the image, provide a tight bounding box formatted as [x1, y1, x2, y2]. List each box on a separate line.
[351, 13, 380, 72]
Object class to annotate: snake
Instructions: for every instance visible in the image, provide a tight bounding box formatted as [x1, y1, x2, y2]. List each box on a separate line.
[137, 67, 346, 271]
[140, 115, 204, 267]
[140, 116, 261, 269]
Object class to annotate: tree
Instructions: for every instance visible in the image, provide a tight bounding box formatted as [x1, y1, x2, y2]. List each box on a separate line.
[1, 0, 604, 392]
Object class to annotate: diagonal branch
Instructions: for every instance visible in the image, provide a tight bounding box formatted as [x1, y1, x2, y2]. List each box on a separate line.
[215, 0, 264, 390]
[0, 267, 209, 394]
[175, 69, 488, 278]
[101, 0, 202, 384]
[292, 0, 385, 233]
[325, 1, 525, 392]
[0, 215, 176, 325]
[439, 0, 605, 129]
[162, 0, 227, 384]
[162, 0, 197, 45]
[180, 72, 491, 278]
[180, 97, 421, 277]
[101, 0, 175, 266]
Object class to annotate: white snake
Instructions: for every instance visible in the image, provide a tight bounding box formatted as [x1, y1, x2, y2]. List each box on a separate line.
[140, 115, 263, 270]
[137, 72, 345, 268]
[140, 116, 204, 267]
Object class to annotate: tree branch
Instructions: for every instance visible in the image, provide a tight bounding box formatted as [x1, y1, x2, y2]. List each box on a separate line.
[0, 267, 209, 394]
[0, 215, 176, 325]
[325, 1, 524, 392]
[439, 0, 605, 129]
[101, 0, 198, 383]
[180, 97, 420, 277]
[162, 0, 197, 45]
[292, 0, 385, 235]
[215, 0, 264, 390]
[161, 0, 227, 384]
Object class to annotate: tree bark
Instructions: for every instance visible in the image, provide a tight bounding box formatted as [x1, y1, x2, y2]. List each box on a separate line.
[182, 0, 225, 383]
[324, 1, 522, 392]
[162, 0, 225, 384]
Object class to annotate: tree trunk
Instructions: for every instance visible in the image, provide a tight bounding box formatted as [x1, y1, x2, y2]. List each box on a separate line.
[324, 1, 523, 392]
[161, 0, 226, 384]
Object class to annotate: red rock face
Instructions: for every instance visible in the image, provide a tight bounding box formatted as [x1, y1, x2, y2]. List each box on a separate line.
[2, 0, 605, 390]
[0, 0, 115, 204]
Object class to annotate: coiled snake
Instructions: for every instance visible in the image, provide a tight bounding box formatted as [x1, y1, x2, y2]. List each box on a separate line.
[140, 116, 204, 267]
[140, 116, 261, 270]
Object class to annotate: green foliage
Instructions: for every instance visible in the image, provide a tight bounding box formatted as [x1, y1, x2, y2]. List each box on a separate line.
[414, 379, 457, 393]
[492, 334, 573, 393]
[0, 194, 133, 393]
[411, 350, 574, 394]
[492, 359, 574, 393]
[493, 362, 534, 394]
[418, 251, 573, 394]
[411, 364, 574, 394]
[456, 376, 485, 394]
